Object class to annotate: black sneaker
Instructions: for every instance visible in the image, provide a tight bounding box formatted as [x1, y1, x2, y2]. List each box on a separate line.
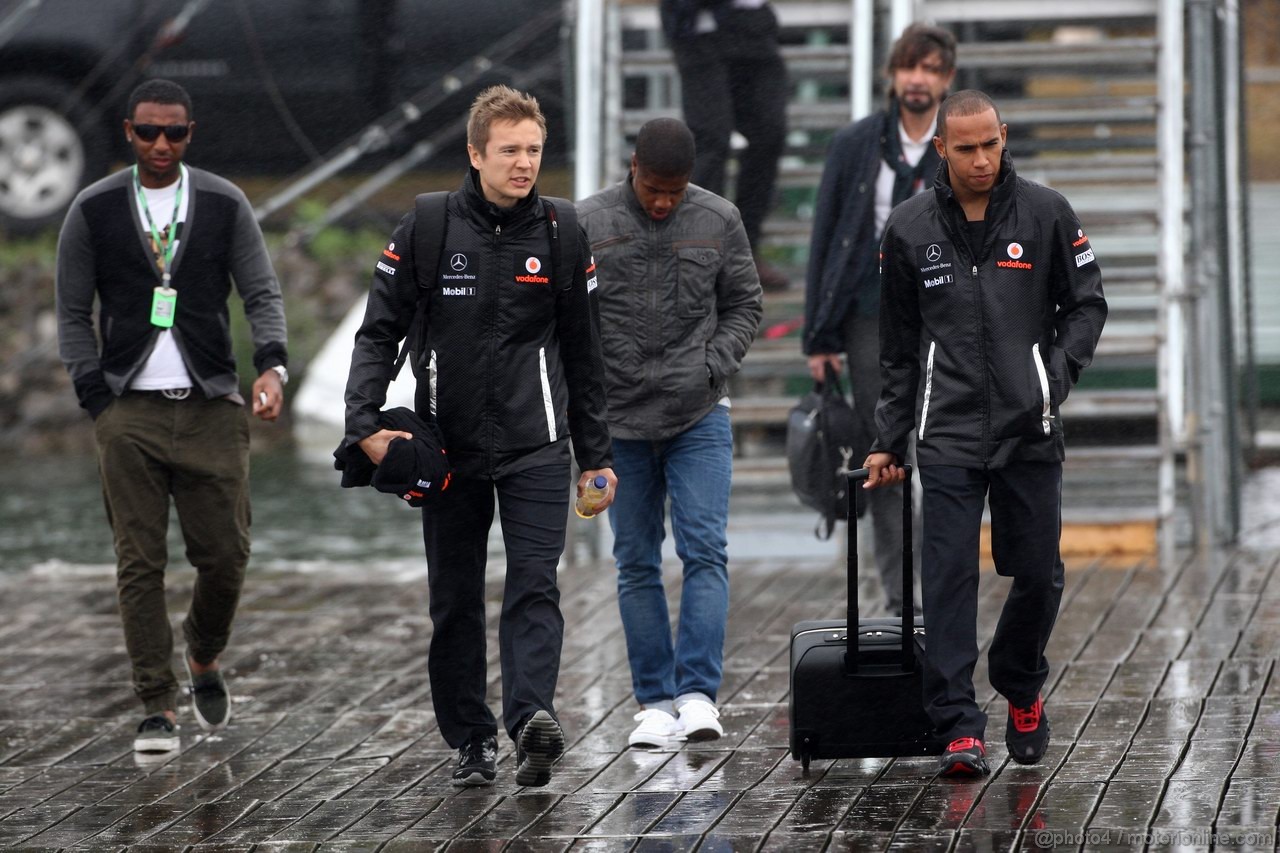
[515, 710, 564, 787]
[134, 714, 179, 753]
[185, 658, 230, 732]
[938, 737, 990, 777]
[452, 734, 498, 786]
[1006, 694, 1051, 765]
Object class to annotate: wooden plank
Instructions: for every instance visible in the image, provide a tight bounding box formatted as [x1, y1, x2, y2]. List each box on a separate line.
[0, 545, 1275, 848]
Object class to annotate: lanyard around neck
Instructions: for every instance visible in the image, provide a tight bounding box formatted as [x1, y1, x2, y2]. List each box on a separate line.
[133, 165, 184, 283]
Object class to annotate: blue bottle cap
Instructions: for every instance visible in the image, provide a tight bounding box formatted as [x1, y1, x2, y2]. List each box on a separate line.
[592, 475, 607, 488]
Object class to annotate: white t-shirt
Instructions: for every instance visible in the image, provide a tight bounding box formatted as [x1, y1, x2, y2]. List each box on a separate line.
[874, 115, 937, 237]
[130, 165, 194, 391]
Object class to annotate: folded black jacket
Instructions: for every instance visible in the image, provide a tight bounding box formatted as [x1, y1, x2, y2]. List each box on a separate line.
[335, 404, 450, 499]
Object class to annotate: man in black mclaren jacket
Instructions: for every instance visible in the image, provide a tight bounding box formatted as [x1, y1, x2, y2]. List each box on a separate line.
[343, 85, 615, 789]
[863, 91, 1107, 778]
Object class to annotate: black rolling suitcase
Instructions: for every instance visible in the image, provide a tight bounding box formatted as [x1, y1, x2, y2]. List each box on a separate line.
[789, 465, 945, 770]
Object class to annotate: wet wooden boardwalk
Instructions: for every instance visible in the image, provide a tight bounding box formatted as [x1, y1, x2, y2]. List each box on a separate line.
[1, 543, 1279, 851]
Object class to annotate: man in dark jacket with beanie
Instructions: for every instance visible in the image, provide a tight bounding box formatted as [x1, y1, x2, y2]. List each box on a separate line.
[343, 85, 615, 789]
[863, 91, 1106, 778]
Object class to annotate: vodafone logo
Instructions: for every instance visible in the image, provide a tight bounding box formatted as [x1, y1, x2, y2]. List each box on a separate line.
[514, 255, 550, 284]
[1007, 242, 1024, 260]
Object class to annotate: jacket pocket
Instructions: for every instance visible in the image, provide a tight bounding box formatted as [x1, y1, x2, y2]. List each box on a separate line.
[1031, 343, 1051, 436]
[676, 245, 720, 319]
[590, 234, 632, 252]
[538, 347, 557, 442]
[918, 341, 937, 441]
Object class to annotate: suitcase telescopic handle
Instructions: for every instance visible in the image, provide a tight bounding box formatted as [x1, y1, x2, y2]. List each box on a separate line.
[843, 465, 915, 674]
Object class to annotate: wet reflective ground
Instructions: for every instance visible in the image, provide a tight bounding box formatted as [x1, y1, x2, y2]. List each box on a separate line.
[2, 542, 1280, 850]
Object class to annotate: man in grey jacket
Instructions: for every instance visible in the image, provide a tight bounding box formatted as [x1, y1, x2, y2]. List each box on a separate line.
[578, 118, 762, 749]
[56, 79, 288, 754]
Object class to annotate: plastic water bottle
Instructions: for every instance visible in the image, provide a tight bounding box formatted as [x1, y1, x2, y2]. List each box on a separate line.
[575, 475, 610, 519]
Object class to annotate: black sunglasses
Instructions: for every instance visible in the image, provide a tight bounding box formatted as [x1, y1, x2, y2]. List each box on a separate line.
[132, 123, 190, 143]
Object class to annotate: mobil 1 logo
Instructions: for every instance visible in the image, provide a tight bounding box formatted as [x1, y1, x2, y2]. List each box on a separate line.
[916, 241, 955, 290]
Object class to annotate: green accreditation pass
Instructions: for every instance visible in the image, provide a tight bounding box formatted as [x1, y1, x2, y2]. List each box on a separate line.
[135, 164, 184, 329]
[150, 284, 177, 328]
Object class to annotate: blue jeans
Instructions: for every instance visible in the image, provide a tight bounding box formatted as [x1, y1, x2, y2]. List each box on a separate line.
[609, 405, 733, 706]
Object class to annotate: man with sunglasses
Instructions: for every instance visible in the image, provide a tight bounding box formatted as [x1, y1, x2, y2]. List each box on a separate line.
[56, 79, 288, 754]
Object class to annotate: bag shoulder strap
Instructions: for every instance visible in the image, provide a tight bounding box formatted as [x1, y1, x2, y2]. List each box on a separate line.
[393, 191, 450, 377]
[540, 196, 579, 290]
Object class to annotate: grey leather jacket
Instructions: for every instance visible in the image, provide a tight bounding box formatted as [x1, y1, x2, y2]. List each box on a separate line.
[578, 178, 763, 440]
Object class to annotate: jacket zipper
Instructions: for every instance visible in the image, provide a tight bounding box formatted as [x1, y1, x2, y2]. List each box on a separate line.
[646, 217, 659, 389]
[918, 341, 937, 441]
[538, 347, 557, 441]
[970, 262, 990, 460]
[1032, 343, 1051, 435]
[486, 223, 501, 467]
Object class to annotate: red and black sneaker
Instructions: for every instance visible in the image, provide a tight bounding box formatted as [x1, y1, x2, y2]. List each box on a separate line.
[938, 736, 990, 777]
[1006, 694, 1051, 765]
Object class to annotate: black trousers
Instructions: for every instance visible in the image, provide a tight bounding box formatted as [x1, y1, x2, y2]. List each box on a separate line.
[421, 462, 569, 748]
[672, 7, 787, 250]
[919, 462, 1065, 742]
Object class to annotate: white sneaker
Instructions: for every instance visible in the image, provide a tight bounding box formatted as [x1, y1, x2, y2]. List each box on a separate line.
[628, 709, 686, 750]
[677, 699, 723, 741]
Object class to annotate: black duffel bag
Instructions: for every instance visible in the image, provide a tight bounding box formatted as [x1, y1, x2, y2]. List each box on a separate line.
[786, 363, 862, 539]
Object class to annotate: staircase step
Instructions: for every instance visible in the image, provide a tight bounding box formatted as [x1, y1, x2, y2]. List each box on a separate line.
[1001, 96, 1159, 125]
[726, 388, 1158, 431]
[779, 153, 1161, 189]
[760, 218, 1160, 246]
[623, 43, 852, 75]
[923, 0, 1160, 23]
[956, 37, 1158, 70]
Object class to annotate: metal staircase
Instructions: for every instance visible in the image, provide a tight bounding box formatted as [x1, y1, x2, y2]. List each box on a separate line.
[595, 0, 1184, 555]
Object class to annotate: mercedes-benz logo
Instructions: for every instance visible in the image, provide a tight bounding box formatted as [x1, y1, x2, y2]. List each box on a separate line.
[926, 244, 942, 262]
[450, 253, 468, 272]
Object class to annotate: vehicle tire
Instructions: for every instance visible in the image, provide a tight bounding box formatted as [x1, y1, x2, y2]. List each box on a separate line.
[0, 76, 110, 235]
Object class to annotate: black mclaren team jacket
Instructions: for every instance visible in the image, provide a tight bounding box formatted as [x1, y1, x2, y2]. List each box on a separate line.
[344, 169, 613, 479]
[871, 150, 1108, 469]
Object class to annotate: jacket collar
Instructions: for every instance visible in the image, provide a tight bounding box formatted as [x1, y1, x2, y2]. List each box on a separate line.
[462, 166, 542, 229]
[932, 148, 1017, 243]
[623, 173, 650, 221]
[622, 173, 699, 226]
